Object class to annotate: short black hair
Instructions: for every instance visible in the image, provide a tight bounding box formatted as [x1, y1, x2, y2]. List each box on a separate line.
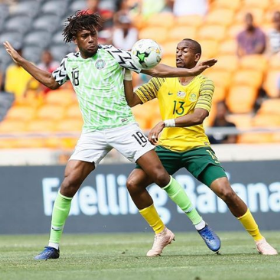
[182, 38, 202, 55]
[63, 11, 103, 43]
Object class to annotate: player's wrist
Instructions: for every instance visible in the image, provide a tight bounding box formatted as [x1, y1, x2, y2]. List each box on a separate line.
[164, 119, 175, 127]
[124, 69, 132, 81]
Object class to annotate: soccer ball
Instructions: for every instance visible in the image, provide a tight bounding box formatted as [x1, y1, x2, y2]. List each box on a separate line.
[131, 39, 162, 70]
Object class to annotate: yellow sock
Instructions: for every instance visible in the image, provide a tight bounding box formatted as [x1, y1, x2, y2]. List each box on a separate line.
[139, 204, 165, 234]
[237, 209, 263, 241]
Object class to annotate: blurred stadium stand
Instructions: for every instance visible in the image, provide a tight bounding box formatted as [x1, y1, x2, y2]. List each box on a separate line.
[0, 0, 280, 163]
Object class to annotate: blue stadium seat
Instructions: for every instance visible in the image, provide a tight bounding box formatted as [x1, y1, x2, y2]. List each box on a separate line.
[50, 44, 71, 62]
[41, 0, 68, 18]
[23, 45, 43, 64]
[32, 14, 61, 33]
[10, 1, 40, 18]
[0, 47, 13, 71]
[4, 15, 32, 34]
[0, 31, 23, 50]
[23, 30, 52, 49]
[69, 1, 86, 14]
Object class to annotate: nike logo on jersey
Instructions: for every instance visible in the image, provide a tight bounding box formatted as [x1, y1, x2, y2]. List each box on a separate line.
[168, 92, 173, 95]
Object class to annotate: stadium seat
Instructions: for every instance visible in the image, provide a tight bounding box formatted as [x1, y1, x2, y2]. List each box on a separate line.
[175, 15, 203, 28]
[4, 15, 32, 35]
[68, 0, 86, 14]
[26, 119, 56, 132]
[232, 70, 263, 89]
[218, 39, 237, 55]
[198, 39, 219, 58]
[41, 0, 68, 17]
[45, 89, 76, 107]
[55, 119, 83, 132]
[213, 55, 239, 72]
[168, 26, 197, 41]
[145, 13, 175, 29]
[36, 105, 66, 121]
[243, 0, 270, 9]
[14, 138, 46, 149]
[210, 0, 241, 11]
[160, 56, 176, 67]
[65, 104, 82, 119]
[239, 55, 268, 73]
[204, 8, 235, 26]
[268, 54, 280, 71]
[52, 31, 65, 45]
[235, 8, 264, 26]
[139, 27, 168, 44]
[238, 133, 273, 144]
[10, 1, 40, 18]
[0, 119, 27, 133]
[50, 44, 70, 62]
[205, 69, 232, 89]
[32, 14, 61, 33]
[197, 25, 227, 42]
[228, 24, 244, 39]
[0, 31, 23, 50]
[226, 114, 253, 128]
[161, 41, 178, 57]
[257, 98, 280, 115]
[252, 114, 280, 128]
[226, 85, 258, 113]
[4, 105, 37, 122]
[262, 70, 280, 98]
[23, 31, 52, 49]
[212, 85, 227, 103]
[23, 45, 44, 64]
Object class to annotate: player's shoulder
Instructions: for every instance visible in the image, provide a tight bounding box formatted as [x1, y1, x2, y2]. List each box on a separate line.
[198, 75, 214, 85]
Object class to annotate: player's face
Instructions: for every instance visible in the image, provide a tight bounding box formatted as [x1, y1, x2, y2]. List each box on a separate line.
[176, 41, 200, 69]
[74, 29, 99, 58]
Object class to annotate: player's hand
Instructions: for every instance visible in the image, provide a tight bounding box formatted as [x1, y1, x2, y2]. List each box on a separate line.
[198, 58, 217, 67]
[189, 58, 218, 75]
[148, 121, 165, 145]
[3, 41, 22, 64]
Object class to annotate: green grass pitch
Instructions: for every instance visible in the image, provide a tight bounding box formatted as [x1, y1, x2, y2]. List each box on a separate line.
[0, 231, 279, 280]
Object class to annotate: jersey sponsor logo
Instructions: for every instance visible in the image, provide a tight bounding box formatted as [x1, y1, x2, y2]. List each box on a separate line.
[189, 93, 197, 102]
[177, 91, 186, 98]
[95, 59, 106, 70]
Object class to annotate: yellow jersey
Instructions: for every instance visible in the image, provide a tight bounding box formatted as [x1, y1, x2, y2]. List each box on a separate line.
[135, 75, 214, 152]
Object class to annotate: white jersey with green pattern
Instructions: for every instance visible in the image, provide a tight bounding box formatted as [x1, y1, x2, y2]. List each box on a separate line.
[52, 45, 141, 132]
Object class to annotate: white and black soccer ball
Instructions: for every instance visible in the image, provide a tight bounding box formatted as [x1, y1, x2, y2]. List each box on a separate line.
[131, 39, 162, 70]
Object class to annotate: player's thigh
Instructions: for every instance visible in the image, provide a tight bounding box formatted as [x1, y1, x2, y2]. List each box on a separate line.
[109, 123, 155, 162]
[182, 147, 226, 186]
[61, 160, 95, 196]
[135, 146, 181, 175]
[70, 131, 112, 166]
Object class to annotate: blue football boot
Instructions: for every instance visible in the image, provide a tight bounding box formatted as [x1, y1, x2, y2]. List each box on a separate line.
[34, 246, 60, 260]
[197, 224, 221, 252]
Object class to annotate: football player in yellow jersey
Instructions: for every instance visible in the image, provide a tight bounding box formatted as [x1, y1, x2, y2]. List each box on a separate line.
[124, 38, 278, 256]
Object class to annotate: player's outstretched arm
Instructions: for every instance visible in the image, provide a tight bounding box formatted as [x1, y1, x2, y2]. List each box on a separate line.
[123, 70, 142, 107]
[142, 58, 217, 78]
[3, 41, 60, 89]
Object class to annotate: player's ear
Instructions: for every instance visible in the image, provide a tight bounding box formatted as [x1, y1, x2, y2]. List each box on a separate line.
[194, 53, 201, 63]
[73, 37, 77, 45]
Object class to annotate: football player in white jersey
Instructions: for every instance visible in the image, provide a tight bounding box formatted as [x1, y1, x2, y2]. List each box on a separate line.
[4, 11, 219, 260]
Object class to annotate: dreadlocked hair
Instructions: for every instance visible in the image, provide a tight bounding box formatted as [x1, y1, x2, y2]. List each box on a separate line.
[63, 11, 103, 43]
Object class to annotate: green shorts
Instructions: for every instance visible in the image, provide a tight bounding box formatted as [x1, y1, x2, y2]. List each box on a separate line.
[136, 146, 227, 187]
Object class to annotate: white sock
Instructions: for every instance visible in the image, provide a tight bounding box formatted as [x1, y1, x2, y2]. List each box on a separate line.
[48, 242, 59, 250]
[195, 220, 206, 231]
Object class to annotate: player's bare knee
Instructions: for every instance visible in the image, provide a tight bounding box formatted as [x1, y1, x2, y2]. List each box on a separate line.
[151, 169, 170, 188]
[60, 174, 80, 196]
